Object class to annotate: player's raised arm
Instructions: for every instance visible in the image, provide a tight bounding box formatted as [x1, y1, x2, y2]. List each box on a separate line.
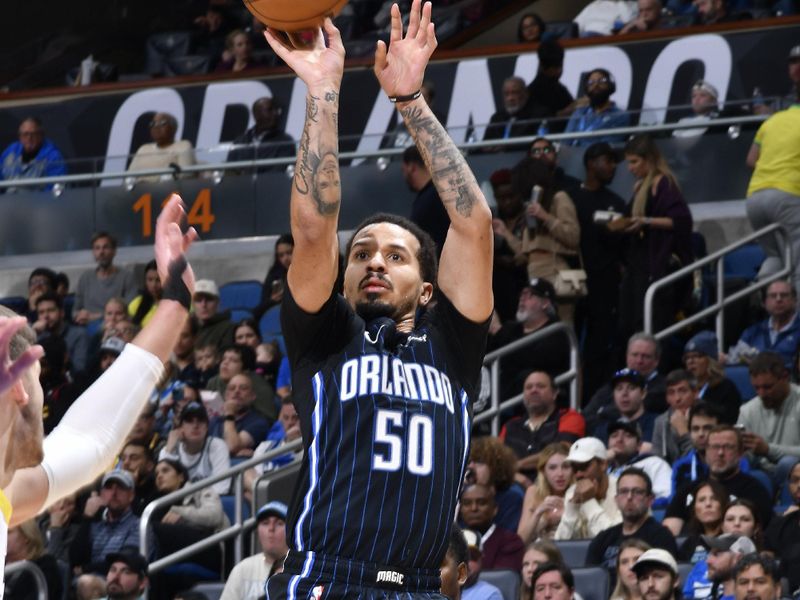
[264, 21, 345, 313]
[375, 0, 493, 323]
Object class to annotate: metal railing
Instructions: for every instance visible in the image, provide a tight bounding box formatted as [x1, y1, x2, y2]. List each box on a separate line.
[3, 560, 48, 600]
[140, 438, 302, 575]
[644, 223, 792, 345]
[474, 322, 580, 436]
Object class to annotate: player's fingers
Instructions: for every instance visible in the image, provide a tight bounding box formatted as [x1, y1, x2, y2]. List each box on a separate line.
[406, 0, 422, 40]
[264, 28, 294, 58]
[373, 41, 388, 75]
[8, 346, 44, 381]
[182, 226, 199, 253]
[415, 0, 431, 43]
[389, 3, 403, 43]
[323, 17, 342, 48]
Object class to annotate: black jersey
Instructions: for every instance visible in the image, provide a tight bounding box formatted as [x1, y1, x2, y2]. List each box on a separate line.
[281, 287, 488, 571]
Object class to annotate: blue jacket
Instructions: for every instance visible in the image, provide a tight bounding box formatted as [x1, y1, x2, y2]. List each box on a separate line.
[670, 449, 750, 500]
[739, 314, 800, 369]
[565, 103, 630, 146]
[1, 139, 67, 188]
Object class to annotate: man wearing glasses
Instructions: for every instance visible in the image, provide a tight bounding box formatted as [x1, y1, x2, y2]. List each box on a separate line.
[586, 467, 678, 577]
[0, 117, 66, 191]
[518, 137, 580, 193]
[127, 112, 196, 183]
[565, 68, 630, 147]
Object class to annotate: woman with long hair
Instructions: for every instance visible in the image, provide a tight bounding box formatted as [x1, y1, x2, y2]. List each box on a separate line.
[517, 442, 572, 542]
[610, 538, 651, 600]
[467, 436, 525, 531]
[619, 135, 693, 338]
[234, 318, 262, 349]
[256, 233, 294, 318]
[5, 519, 64, 600]
[518, 13, 546, 43]
[128, 259, 162, 327]
[215, 29, 261, 72]
[520, 540, 566, 600]
[678, 480, 729, 562]
[683, 331, 741, 424]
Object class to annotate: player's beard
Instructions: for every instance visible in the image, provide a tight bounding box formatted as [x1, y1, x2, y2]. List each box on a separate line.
[356, 295, 398, 322]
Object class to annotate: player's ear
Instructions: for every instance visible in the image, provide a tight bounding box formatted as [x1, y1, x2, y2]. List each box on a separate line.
[419, 282, 434, 306]
[457, 561, 468, 586]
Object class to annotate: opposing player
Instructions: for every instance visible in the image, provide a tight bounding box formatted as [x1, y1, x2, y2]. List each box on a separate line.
[0, 195, 196, 598]
[263, 1, 493, 597]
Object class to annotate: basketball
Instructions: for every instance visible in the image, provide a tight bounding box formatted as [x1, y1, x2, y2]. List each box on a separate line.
[243, 0, 350, 31]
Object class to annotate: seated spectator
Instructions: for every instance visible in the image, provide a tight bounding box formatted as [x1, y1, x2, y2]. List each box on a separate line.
[34, 292, 89, 375]
[607, 421, 672, 503]
[39, 336, 84, 434]
[574, 0, 637, 36]
[764, 462, 800, 593]
[530, 561, 576, 600]
[193, 279, 236, 351]
[459, 484, 525, 571]
[159, 401, 231, 495]
[89, 296, 131, 353]
[513, 137, 581, 194]
[102, 548, 149, 600]
[220, 501, 289, 600]
[565, 69, 630, 147]
[652, 369, 698, 463]
[245, 396, 301, 499]
[127, 113, 196, 183]
[74, 232, 137, 325]
[679, 479, 730, 562]
[586, 333, 668, 419]
[732, 280, 800, 369]
[234, 319, 261, 350]
[70, 471, 142, 576]
[194, 343, 220, 389]
[526, 41, 577, 129]
[119, 440, 158, 516]
[4, 519, 64, 600]
[706, 535, 757, 600]
[631, 549, 681, 600]
[128, 260, 161, 328]
[732, 554, 782, 600]
[209, 373, 272, 457]
[664, 426, 773, 537]
[555, 437, 622, 539]
[467, 436, 526, 531]
[683, 332, 741, 425]
[487, 280, 570, 401]
[518, 443, 573, 542]
[0, 116, 66, 191]
[520, 540, 567, 599]
[739, 351, 800, 485]
[618, 0, 663, 34]
[693, 0, 751, 25]
[126, 403, 160, 451]
[227, 98, 295, 170]
[206, 344, 276, 422]
[587, 468, 678, 577]
[484, 77, 544, 146]
[674, 81, 723, 138]
[460, 528, 504, 600]
[518, 13, 546, 43]
[501, 370, 585, 483]
[26, 267, 57, 323]
[403, 145, 450, 255]
[592, 369, 659, 446]
[255, 234, 293, 318]
[609, 538, 651, 600]
[38, 493, 82, 564]
[439, 526, 469, 600]
[215, 29, 262, 72]
[171, 316, 200, 384]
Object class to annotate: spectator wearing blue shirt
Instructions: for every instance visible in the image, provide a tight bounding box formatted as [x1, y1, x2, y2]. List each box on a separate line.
[565, 69, 630, 146]
[0, 116, 66, 191]
[734, 280, 800, 369]
[209, 373, 271, 457]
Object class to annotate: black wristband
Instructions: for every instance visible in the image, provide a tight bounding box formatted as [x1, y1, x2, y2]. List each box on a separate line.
[389, 90, 422, 103]
[161, 256, 192, 310]
[224, 415, 236, 422]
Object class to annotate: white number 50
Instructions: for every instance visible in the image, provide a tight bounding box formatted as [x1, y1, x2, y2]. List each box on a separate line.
[373, 409, 433, 476]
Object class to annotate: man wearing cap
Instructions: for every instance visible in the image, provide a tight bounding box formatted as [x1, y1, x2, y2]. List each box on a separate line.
[587, 468, 677, 577]
[74, 232, 137, 325]
[488, 278, 570, 401]
[221, 501, 289, 600]
[99, 337, 126, 373]
[633, 549, 681, 600]
[555, 437, 622, 540]
[732, 554, 782, 600]
[569, 142, 626, 397]
[459, 528, 504, 600]
[739, 351, 800, 485]
[733, 281, 800, 369]
[592, 368, 659, 447]
[34, 292, 89, 375]
[70, 470, 142, 577]
[704, 534, 757, 600]
[193, 279, 235, 351]
[501, 370, 585, 483]
[607, 421, 672, 503]
[652, 369, 699, 464]
[102, 547, 148, 600]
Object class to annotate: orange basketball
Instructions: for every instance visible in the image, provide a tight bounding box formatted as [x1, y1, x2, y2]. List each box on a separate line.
[243, 0, 349, 31]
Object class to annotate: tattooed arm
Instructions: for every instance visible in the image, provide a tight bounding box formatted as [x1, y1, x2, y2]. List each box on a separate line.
[374, 1, 493, 322]
[264, 20, 344, 313]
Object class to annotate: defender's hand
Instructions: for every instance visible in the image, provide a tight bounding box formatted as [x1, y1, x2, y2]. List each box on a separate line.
[155, 194, 198, 298]
[0, 316, 43, 397]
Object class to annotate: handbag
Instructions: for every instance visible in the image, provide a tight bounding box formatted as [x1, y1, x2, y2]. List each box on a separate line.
[552, 252, 588, 299]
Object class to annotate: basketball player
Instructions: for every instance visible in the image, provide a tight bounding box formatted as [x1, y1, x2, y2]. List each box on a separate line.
[263, 1, 493, 598]
[0, 195, 196, 599]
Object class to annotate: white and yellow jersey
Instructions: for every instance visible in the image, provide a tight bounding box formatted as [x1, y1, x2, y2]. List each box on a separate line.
[0, 487, 11, 600]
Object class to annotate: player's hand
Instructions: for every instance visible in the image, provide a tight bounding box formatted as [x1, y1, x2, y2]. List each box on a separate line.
[155, 194, 198, 298]
[264, 18, 344, 94]
[742, 431, 769, 455]
[0, 316, 43, 397]
[374, 0, 437, 99]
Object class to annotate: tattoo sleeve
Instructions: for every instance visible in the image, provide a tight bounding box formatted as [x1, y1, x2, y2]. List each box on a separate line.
[399, 101, 482, 218]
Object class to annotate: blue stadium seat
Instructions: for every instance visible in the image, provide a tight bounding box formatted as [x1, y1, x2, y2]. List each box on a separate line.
[220, 494, 252, 525]
[725, 364, 755, 401]
[555, 539, 590, 568]
[219, 280, 262, 311]
[723, 243, 765, 282]
[191, 582, 225, 600]
[229, 309, 253, 324]
[259, 305, 282, 338]
[572, 567, 609, 600]
[479, 569, 520, 600]
[0, 296, 27, 315]
[677, 563, 693, 586]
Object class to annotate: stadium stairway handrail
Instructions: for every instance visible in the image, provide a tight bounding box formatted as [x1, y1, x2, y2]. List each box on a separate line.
[139, 438, 302, 576]
[643, 223, 792, 347]
[3, 560, 49, 600]
[0, 113, 768, 190]
[475, 321, 580, 436]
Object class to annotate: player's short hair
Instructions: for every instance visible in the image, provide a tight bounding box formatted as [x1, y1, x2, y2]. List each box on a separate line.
[447, 524, 469, 566]
[345, 213, 438, 286]
[0, 305, 35, 361]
